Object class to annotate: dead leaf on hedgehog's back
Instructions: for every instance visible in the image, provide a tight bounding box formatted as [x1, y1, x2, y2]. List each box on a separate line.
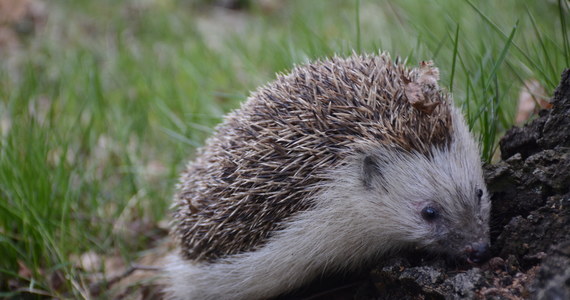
[405, 61, 441, 115]
[404, 82, 424, 104]
[413, 101, 441, 115]
[404, 82, 440, 115]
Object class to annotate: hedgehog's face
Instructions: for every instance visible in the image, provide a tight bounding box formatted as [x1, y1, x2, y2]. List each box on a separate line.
[410, 187, 491, 264]
[357, 144, 491, 264]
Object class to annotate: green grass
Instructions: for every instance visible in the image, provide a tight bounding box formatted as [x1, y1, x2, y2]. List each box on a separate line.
[0, 0, 568, 298]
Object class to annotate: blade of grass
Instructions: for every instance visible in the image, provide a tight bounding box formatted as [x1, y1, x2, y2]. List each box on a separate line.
[559, 0, 570, 66]
[471, 23, 517, 125]
[527, 9, 556, 82]
[355, 0, 361, 53]
[450, 23, 460, 93]
[483, 21, 518, 93]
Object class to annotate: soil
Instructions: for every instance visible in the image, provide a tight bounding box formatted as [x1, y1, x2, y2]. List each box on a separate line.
[280, 69, 570, 300]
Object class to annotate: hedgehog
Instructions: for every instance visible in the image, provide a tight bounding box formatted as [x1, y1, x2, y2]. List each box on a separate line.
[165, 52, 491, 300]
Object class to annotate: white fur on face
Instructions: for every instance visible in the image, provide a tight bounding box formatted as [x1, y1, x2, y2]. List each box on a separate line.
[350, 107, 490, 251]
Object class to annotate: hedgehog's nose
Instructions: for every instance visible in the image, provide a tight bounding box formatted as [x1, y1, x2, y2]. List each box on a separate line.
[466, 242, 490, 264]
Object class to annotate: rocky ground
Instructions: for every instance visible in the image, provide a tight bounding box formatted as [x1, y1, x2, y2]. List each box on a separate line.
[279, 69, 570, 300]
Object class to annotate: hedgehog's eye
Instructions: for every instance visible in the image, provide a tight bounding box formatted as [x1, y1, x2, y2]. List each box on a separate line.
[421, 206, 439, 222]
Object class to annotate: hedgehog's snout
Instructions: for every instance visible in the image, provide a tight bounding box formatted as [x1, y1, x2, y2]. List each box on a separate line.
[464, 241, 490, 264]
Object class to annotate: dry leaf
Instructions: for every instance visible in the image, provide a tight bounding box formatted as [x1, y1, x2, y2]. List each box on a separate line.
[17, 260, 33, 279]
[516, 79, 550, 125]
[405, 82, 441, 114]
[70, 250, 102, 272]
[412, 101, 441, 115]
[405, 82, 424, 104]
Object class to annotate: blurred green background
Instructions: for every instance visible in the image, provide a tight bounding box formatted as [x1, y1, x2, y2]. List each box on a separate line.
[0, 0, 568, 298]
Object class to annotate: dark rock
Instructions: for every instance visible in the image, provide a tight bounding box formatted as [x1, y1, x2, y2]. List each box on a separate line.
[486, 69, 570, 243]
[499, 119, 545, 160]
[495, 194, 570, 266]
[370, 259, 481, 300]
[485, 155, 548, 240]
[530, 242, 570, 300]
[525, 149, 570, 192]
[485, 69, 570, 299]
[485, 148, 570, 244]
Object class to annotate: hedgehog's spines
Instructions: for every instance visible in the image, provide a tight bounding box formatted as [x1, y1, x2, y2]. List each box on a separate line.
[173, 52, 454, 262]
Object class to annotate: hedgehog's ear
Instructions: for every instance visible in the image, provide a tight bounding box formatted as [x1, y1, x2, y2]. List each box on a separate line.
[362, 155, 382, 189]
